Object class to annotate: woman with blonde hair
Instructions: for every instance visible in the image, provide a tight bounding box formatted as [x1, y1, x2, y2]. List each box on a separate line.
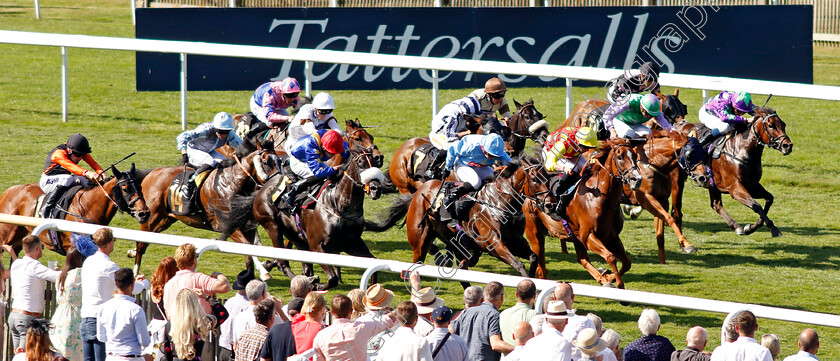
[761, 334, 781, 360]
[348, 288, 366, 320]
[170, 289, 216, 361]
[12, 318, 62, 361]
[292, 292, 327, 354]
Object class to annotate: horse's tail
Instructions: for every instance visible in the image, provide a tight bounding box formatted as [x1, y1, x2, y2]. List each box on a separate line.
[380, 170, 398, 194]
[364, 194, 412, 232]
[220, 194, 257, 236]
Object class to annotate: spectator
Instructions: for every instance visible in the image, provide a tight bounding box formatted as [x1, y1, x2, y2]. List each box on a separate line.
[96, 268, 151, 361]
[450, 285, 513, 361]
[170, 289, 217, 361]
[312, 294, 397, 361]
[163, 243, 230, 316]
[502, 321, 533, 361]
[411, 287, 444, 338]
[602, 329, 622, 361]
[8, 235, 60, 351]
[672, 326, 710, 361]
[81, 228, 148, 361]
[221, 267, 257, 361]
[374, 301, 433, 361]
[292, 291, 327, 354]
[426, 306, 469, 361]
[150, 256, 178, 321]
[709, 311, 772, 361]
[782, 329, 819, 361]
[258, 313, 297, 361]
[284, 275, 312, 319]
[50, 249, 84, 360]
[624, 309, 675, 361]
[233, 280, 288, 347]
[588, 313, 605, 336]
[500, 279, 537, 345]
[574, 328, 608, 361]
[236, 298, 276, 361]
[528, 293, 555, 337]
[519, 300, 574, 361]
[760, 335, 781, 361]
[357, 283, 398, 358]
[12, 318, 62, 361]
[554, 282, 596, 360]
[723, 319, 738, 344]
[286, 298, 305, 318]
[348, 288, 367, 320]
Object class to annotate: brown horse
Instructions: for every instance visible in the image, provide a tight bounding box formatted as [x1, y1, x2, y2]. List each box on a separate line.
[129, 141, 282, 276]
[236, 120, 385, 290]
[0, 164, 149, 255]
[675, 107, 793, 236]
[522, 140, 641, 288]
[387, 99, 547, 195]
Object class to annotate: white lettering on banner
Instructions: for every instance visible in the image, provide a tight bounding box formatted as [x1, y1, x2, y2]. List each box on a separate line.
[311, 35, 360, 82]
[649, 35, 680, 73]
[538, 34, 591, 82]
[419, 35, 460, 82]
[392, 25, 421, 82]
[461, 36, 505, 81]
[268, 19, 329, 81]
[623, 13, 649, 70]
[598, 13, 623, 68]
[364, 25, 393, 82]
[499, 36, 535, 83]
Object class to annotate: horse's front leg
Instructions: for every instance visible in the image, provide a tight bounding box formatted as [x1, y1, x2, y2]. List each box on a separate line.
[709, 187, 743, 234]
[731, 183, 781, 237]
[230, 229, 272, 280]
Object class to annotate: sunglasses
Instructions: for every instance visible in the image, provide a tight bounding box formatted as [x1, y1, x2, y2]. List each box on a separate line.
[317, 109, 333, 115]
[70, 151, 85, 157]
[217, 130, 231, 135]
[488, 92, 506, 99]
[283, 92, 299, 99]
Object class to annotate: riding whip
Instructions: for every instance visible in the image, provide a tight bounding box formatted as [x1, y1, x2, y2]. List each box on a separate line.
[101, 152, 137, 174]
[761, 94, 773, 108]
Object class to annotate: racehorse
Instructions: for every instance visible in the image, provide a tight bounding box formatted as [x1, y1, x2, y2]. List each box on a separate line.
[522, 140, 641, 288]
[235, 120, 385, 290]
[387, 99, 547, 195]
[129, 141, 282, 276]
[0, 164, 149, 255]
[675, 106, 793, 236]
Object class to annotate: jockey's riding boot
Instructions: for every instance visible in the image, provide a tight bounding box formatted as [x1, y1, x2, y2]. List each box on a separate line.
[698, 128, 720, 146]
[40, 185, 68, 219]
[425, 150, 447, 179]
[442, 182, 475, 228]
[182, 164, 213, 201]
[282, 176, 320, 212]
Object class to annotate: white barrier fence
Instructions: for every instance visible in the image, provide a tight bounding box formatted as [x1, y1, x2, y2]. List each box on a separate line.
[1, 213, 839, 329]
[1, 29, 839, 129]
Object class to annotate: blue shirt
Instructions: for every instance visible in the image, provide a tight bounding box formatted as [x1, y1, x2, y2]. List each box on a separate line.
[451, 302, 502, 361]
[445, 135, 511, 170]
[782, 351, 818, 361]
[624, 334, 676, 361]
[289, 129, 351, 179]
[96, 294, 151, 356]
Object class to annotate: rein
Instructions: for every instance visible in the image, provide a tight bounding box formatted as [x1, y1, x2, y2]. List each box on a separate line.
[752, 113, 790, 151]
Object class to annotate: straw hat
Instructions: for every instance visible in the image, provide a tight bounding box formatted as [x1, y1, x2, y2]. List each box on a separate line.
[410, 287, 445, 314]
[544, 300, 575, 320]
[364, 283, 394, 310]
[574, 328, 608, 356]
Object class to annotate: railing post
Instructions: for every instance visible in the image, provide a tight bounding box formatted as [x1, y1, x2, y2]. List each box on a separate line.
[329, 0, 337, 6]
[535, 285, 555, 314]
[359, 263, 390, 290]
[180, 53, 188, 131]
[543, 0, 550, 6]
[304, 61, 313, 98]
[61, 47, 68, 123]
[702, 89, 709, 104]
[130, 0, 136, 25]
[229, 0, 236, 6]
[565, 78, 573, 119]
[434, 0, 442, 7]
[31, 222, 58, 236]
[33, 0, 40, 19]
[431, 69, 440, 118]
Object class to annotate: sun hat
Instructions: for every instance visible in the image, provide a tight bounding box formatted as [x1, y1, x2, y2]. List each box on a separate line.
[410, 287, 445, 314]
[364, 283, 394, 311]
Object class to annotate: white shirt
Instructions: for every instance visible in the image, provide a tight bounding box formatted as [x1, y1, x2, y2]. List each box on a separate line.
[520, 326, 572, 361]
[10, 256, 60, 313]
[710, 337, 773, 361]
[96, 294, 151, 356]
[285, 104, 343, 153]
[503, 345, 526, 361]
[782, 351, 819, 361]
[231, 303, 284, 345]
[81, 251, 146, 318]
[219, 292, 250, 350]
[373, 326, 433, 361]
[413, 316, 435, 337]
[563, 315, 595, 360]
[426, 327, 469, 361]
[599, 348, 619, 361]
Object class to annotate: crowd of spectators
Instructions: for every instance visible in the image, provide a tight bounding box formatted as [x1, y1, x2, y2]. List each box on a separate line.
[0, 228, 826, 361]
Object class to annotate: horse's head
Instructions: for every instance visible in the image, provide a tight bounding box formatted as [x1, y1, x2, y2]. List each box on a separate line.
[345, 119, 384, 168]
[344, 119, 385, 200]
[605, 140, 643, 191]
[752, 107, 793, 155]
[511, 98, 550, 145]
[112, 163, 149, 223]
[677, 136, 711, 188]
[251, 140, 283, 184]
[660, 88, 688, 124]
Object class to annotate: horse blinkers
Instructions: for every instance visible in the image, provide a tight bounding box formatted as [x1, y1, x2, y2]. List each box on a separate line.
[115, 165, 149, 223]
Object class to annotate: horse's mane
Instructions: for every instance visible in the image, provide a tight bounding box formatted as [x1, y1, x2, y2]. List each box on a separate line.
[753, 106, 776, 115]
[134, 168, 153, 183]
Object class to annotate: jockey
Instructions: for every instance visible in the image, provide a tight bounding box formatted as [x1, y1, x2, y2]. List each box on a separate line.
[250, 77, 301, 127]
[281, 129, 350, 210]
[285, 92, 344, 154]
[427, 96, 483, 179]
[607, 61, 661, 103]
[176, 112, 243, 200]
[468, 77, 513, 124]
[40, 133, 105, 218]
[440, 133, 513, 226]
[541, 127, 598, 217]
[697, 91, 756, 145]
[604, 93, 674, 140]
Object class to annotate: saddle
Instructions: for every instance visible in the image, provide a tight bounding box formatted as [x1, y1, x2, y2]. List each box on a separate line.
[166, 170, 198, 216]
[410, 143, 445, 181]
[688, 126, 730, 161]
[586, 103, 612, 140]
[35, 185, 84, 220]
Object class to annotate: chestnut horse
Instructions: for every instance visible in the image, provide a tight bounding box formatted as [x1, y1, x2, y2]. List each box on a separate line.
[129, 141, 282, 276]
[522, 140, 641, 288]
[234, 120, 385, 290]
[675, 107, 793, 236]
[387, 99, 548, 195]
[0, 164, 149, 255]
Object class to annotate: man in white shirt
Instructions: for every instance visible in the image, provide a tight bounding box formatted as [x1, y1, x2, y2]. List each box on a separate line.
[96, 268, 151, 361]
[374, 301, 433, 361]
[220, 267, 255, 361]
[232, 279, 287, 349]
[426, 306, 468, 361]
[81, 228, 148, 361]
[782, 329, 819, 361]
[520, 300, 574, 361]
[709, 311, 773, 361]
[503, 321, 533, 361]
[7, 235, 60, 350]
[555, 282, 595, 360]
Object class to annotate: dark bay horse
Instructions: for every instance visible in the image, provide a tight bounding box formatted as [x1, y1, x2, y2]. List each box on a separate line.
[675, 107, 793, 236]
[0, 164, 149, 255]
[129, 141, 282, 276]
[387, 99, 547, 195]
[522, 141, 641, 288]
[239, 120, 384, 290]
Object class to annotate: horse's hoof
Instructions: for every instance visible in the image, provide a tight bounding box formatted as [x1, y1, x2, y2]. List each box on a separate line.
[771, 229, 783, 238]
[735, 227, 745, 235]
[682, 246, 697, 254]
[126, 249, 136, 258]
[307, 275, 320, 284]
[619, 300, 632, 306]
[602, 282, 616, 288]
[597, 267, 612, 276]
[262, 260, 275, 272]
[743, 224, 755, 235]
[629, 206, 643, 220]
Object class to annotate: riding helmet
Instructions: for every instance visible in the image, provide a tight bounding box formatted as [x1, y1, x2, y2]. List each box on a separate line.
[480, 134, 513, 163]
[732, 91, 755, 113]
[639, 61, 661, 79]
[640, 93, 662, 117]
[457, 97, 482, 116]
[575, 127, 598, 148]
[312, 92, 336, 110]
[213, 112, 235, 131]
[66, 133, 92, 154]
[484, 77, 507, 94]
[321, 130, 345, 154]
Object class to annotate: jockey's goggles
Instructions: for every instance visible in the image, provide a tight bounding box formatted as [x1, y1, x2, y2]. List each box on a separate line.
[70, 150, 85, 157]
[317, 109, 333, 115]
[283, 92, 299, 99]
[489, 91, 506, 99]
[216, 129, 231, 135]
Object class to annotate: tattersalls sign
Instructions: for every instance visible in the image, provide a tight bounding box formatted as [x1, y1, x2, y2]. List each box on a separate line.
[135, 5, 812, 91]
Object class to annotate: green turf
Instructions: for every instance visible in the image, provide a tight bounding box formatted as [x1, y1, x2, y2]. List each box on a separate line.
[2, 0, 840, 358]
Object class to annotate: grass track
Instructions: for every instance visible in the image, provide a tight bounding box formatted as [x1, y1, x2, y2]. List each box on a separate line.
[1, 0, 840, 357]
